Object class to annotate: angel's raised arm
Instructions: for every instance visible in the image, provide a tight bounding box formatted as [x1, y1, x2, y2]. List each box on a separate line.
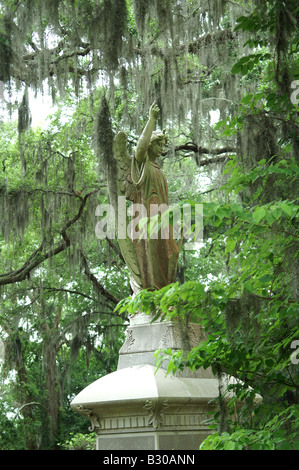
[135, 102, 160, 163]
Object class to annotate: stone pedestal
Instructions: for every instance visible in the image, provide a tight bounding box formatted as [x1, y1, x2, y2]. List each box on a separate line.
[71, 312, 222, 450]
[71, 364, 218, 450]
[117, 312, 213, 378]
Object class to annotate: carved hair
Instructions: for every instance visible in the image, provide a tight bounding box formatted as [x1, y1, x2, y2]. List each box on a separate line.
[150, 129, 168, 143]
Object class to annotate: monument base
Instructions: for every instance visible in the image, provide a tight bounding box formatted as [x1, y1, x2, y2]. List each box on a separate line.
[71, 312, 262, 450]
[96, 431, 210, 451]
[117, 312, 212, 378]
[71, 364, 219, 450]
[70, 312, 227, 450]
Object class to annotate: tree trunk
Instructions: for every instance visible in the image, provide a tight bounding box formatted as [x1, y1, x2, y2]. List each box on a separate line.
[14, 340, 39, 450]
[45, 339, 60, 448]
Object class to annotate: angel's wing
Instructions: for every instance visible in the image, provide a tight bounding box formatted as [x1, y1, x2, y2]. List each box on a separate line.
[113, 131, 135, 201]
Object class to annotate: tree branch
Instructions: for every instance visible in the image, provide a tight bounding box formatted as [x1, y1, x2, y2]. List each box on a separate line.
[105, 236, 125, 264]
[8, 25, 240, 86]
[79, 250, 120, 305]
[42, 287, 96, 302]
[14, 402, 47, 420]
[164, 143, 236, 166]
[0, 189, 99, 286]
[172, 143, 236, 155]
[181, 29, 240, 55]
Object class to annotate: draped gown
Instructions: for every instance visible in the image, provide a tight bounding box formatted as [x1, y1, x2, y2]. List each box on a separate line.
[130, 154, 180, 291]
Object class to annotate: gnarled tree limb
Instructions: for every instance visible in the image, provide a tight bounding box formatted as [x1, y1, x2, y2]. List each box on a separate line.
[0, 189, 99, 286]
[79, 249, 120, 305]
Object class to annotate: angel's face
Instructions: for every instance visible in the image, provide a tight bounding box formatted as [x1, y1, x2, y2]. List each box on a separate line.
[148, 138, 166, 161]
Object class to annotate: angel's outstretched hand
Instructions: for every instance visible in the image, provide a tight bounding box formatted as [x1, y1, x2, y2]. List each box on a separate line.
[149, 101, 160, 121]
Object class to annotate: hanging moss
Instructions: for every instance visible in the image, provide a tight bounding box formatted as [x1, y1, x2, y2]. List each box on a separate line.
[0, 188, 30, 242]
[236, 113, 289, 204]
[94, 95, 117, 208]
[155, 0, 174, 36]
[225, 292, 261, 340]
[18, 87, 32, 134]
[64, 154, 76, 193]
[87, 0, 128, 71]
[0, 14, 12, 83]
[0, 0, 249, 140]
[133, 0, 148, 36]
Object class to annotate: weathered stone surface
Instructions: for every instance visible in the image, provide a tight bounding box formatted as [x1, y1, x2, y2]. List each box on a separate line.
[117, 312, 213, 379]
[71, 309, 225, 449]
[70, 364, 219, 450]
[71, 309, 262, 450]
[112, 103, 181, 294]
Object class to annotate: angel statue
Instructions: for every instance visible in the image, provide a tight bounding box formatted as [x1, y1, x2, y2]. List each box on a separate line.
[112, 102, 181, 294]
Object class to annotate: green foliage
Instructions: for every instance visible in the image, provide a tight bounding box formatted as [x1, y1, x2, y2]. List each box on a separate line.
[1, 0, 299, 451]
[0, 92, 127, 449]
[59, 432, 96, 450]
[0, 396, 26, 450]
[231, 53, 271, 76]
[121, 157, 299, 447]
[118, 2, 299, 450]
[200, 406, 299, 450]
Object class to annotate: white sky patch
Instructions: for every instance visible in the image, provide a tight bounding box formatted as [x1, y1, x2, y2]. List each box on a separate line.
[29, 89, 56, 128]
[210, 109, 220, 124]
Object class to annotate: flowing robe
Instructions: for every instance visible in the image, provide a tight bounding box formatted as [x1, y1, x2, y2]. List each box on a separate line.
[130, 154, 180, 291]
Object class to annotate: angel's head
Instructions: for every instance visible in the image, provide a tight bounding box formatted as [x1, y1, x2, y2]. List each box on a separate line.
[148, 129, 168, 161]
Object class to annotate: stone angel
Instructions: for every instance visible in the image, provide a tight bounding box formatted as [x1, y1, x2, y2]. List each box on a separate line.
[112, 102, 180, 294]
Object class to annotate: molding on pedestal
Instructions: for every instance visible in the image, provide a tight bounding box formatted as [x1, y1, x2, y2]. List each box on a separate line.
[72, 405, 101, 434]
[144, 399, 169, 427]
